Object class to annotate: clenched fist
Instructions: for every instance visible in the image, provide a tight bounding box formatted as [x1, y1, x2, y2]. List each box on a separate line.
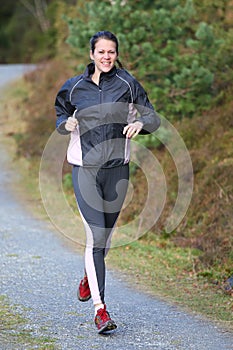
[65, 116, 78, 132]
[123, 121, 143, 139]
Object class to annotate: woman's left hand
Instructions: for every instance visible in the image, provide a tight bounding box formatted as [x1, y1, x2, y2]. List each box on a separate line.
[123, 121, 143, 139]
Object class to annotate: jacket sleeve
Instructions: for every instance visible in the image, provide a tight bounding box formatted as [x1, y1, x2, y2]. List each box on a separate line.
[131, 78, 160, 134]
[54, 78, 76, 135]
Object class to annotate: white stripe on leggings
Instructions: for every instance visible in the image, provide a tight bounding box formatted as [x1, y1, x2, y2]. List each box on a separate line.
[78, 210, 102, 305]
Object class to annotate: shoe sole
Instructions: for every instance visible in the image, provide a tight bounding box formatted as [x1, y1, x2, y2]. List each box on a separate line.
[98, 320, 117, 334]
[77, 294, 91, 302]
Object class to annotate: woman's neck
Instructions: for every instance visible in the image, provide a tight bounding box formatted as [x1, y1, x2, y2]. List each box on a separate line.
[91, 71, 100, 85]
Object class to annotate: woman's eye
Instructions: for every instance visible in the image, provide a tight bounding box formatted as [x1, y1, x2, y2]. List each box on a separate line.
[98, 51, 115, 54]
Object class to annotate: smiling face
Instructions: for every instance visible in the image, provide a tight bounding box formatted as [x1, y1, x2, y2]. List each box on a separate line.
[90, 38, 118, 75]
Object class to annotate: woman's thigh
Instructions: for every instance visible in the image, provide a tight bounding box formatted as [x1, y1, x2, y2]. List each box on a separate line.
[72, 164, 129, 232]
[72, 166, 105, 228]
[98, 165, 129, 228]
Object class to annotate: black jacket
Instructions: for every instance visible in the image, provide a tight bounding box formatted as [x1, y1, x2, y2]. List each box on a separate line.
[55, 63, 160, 167]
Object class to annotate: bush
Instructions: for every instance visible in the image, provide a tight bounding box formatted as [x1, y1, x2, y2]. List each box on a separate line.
[65, 0, 233, 121]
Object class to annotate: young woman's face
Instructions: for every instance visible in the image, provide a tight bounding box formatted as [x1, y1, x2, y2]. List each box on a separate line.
[90, 39, 118, 74]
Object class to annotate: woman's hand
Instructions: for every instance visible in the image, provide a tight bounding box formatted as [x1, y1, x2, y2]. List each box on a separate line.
[65, 116, 78, 132]
[123, 121, 143, 139]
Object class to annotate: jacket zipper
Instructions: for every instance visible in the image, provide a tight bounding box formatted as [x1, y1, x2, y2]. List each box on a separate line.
[98, 85, 105, 165]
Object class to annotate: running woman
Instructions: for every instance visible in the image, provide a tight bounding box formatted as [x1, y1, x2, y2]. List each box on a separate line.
[55, 31, 160, 334]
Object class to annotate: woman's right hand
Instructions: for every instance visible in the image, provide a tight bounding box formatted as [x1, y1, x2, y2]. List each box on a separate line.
[65, 116, 78, 132]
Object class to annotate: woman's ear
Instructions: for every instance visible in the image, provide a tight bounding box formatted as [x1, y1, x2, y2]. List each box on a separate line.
[90, 50, 94, 61]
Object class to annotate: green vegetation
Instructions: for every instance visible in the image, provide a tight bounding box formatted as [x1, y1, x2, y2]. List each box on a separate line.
[1, 0, 232, 330]
[65, 0, 232, 119]
[66, 0, 231, 119]
[0, 295, 57, 349]
[0, 0, 76, 63]
[1, 1, 233, 118]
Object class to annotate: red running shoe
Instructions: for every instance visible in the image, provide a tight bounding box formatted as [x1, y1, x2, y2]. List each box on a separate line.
[94, 305, 117, 334]
[77, 275, 91, 302]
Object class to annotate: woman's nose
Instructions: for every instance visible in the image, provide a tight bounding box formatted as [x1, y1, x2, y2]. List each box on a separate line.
[104, 52, 110, 59]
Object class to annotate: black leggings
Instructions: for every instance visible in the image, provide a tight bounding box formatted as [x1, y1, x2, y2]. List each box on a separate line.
[72, 164, 129, 305]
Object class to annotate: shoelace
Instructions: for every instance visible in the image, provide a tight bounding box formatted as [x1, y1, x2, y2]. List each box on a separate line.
[97, 307, 110, 322]
[81, 277, 88, 286]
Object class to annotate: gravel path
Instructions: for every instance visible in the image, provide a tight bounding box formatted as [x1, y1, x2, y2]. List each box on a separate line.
[0, 65, 233, 350]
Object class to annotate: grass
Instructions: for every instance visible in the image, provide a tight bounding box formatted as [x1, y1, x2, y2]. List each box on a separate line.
[1, 68, 233, 335]
[107, 239, 233, 327]
[0, 296, 57, 349]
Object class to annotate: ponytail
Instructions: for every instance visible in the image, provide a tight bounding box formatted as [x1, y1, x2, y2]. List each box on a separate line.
[116, 59, 123, 69]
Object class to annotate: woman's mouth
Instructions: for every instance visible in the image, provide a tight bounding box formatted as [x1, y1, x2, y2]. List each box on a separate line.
[101, 61, 111, 67]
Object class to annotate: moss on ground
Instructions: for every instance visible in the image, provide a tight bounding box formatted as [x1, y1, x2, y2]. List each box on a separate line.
[0, 295, 57, 349]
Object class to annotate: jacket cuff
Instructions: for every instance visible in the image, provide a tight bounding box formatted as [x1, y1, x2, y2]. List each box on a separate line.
[56, 121, 71, 135]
